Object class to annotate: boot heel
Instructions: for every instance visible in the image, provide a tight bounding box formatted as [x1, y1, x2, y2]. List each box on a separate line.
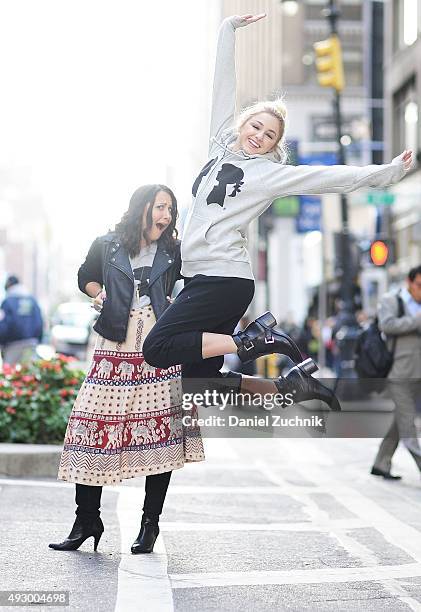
[93, 532, 102, 552]
[256, 311, 277, 329]
[298, 358, 318, 376]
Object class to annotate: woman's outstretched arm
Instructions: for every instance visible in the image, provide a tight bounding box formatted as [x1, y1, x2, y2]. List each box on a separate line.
[209, 13, 266, 147]
[258, 150, 413, 200]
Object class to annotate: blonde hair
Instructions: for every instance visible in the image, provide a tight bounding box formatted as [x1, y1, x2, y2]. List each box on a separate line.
[235, 98, 288, 162]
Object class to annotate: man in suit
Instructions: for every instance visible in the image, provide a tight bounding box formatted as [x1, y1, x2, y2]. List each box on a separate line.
[371, 265, 421, 479]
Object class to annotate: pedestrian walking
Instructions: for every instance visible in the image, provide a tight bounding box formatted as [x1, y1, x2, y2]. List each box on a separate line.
[49, 184, 204, 554]
[371, 265, 421, 480]
[0, 275, 43, 365]
[143, 13, 411, 409]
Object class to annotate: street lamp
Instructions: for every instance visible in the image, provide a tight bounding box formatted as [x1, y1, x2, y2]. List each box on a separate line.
[313, 0, 361, 382]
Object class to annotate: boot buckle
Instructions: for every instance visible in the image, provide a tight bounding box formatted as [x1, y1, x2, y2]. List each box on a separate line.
[244, 340, 255, 351]
[264, 336, 275, 344]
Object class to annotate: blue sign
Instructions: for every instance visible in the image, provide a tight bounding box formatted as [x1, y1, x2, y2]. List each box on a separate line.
[298, 152, 338, 166]
[295, 196, 322, 233]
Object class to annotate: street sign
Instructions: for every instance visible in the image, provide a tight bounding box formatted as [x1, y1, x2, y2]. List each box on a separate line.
[366, 192, 395, 206]
[272, 196, 300, 217]
[298, 152, 338, 166]
[295, 196, 322, 233]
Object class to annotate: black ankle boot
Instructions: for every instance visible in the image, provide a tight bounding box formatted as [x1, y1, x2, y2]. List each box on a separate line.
[276, 358, 341, 412]
[48, 516, 104, 552]
[233, 312, 303, 364]
[131, 516, 159, 554]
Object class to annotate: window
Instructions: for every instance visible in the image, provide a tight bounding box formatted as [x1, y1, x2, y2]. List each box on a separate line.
[393, 0, 418, 51]
[393, 78, 418, 156]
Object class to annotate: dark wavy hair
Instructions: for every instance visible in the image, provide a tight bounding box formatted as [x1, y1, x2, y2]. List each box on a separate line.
[114, 184, 178, 257]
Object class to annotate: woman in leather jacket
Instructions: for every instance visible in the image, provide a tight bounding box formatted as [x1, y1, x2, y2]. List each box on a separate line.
[49, 184, 204, 555]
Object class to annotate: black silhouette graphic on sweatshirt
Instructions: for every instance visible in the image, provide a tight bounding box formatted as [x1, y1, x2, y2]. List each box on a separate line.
[206, 164, 245, 207]
[192, 158, 217, 197]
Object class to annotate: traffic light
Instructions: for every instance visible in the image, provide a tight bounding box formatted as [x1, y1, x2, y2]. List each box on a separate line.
[369, 239, 395, 266]
[313, 34, 345, 92]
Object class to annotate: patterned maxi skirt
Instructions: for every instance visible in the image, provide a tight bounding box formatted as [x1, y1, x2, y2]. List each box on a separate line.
[58, 305, 205, 486]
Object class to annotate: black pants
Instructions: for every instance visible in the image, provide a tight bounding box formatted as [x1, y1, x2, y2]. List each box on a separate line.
[143, 275, 255, 379]
[75, 471, 172, 522]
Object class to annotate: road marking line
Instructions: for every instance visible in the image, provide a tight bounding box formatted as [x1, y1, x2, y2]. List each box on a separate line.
[115, 486, 173, 612]
[0, 478, 322, 495]
[261, 439, 421, 611]
[169, 563, 421, 589]
[165, 485, 308, 494]
[160, 519, 367, 531]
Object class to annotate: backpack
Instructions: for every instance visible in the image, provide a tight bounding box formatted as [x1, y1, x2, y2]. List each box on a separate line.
[354, 294, 404, 379]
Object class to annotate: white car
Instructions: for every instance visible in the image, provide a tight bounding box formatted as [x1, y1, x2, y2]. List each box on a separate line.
[50, 302, 97, 360]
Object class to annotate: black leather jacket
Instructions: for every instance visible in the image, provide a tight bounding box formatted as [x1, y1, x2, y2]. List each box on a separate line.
[78, 232, 182, 342]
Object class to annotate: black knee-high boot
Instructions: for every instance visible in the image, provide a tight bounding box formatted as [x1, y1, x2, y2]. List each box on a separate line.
[49, 484, 104, 551]
[131, 472, 172, 554]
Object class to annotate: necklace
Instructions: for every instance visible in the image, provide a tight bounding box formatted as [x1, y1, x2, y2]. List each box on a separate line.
[135, 266, 149, 302]
[131, 243, 156, 304]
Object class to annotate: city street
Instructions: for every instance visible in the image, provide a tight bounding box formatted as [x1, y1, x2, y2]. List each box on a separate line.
[2, 436, 421, 611]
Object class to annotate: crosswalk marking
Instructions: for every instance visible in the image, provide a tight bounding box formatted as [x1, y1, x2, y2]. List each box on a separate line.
[115, 486, 173, 612]
[257, 439, 421, 611]
[160, 519, 367, 531]
[169, 563, 421, 589]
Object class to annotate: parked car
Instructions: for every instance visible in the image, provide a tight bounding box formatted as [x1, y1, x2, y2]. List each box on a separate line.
[50, 302, 97, 360]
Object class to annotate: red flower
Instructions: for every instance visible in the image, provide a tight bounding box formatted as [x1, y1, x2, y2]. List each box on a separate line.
[5, 406, 16, 415]
[44, 384, 50, 390]
[59, 389, 70, 398]
[58, 354, 76, 363]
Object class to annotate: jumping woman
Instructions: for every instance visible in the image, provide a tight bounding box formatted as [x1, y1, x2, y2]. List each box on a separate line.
[142, 14, 412, 407]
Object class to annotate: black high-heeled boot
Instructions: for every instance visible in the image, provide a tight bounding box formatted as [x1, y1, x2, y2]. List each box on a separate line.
[233, 311, 303, 365]
[276, 358, 341, 412]
[48, 516, 104, 551]
[131, 516, 159, 554]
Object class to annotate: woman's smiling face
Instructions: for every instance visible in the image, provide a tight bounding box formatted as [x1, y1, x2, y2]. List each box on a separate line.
[235, 112, 281, 155]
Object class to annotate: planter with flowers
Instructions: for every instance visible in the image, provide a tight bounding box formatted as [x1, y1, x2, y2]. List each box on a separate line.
[0, 356, 85, 444]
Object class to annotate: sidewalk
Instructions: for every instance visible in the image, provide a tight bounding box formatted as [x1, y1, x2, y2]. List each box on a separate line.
[0, 443, 61, 478]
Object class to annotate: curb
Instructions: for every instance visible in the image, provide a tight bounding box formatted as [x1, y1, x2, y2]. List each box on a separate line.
[0, 444, 62, 478]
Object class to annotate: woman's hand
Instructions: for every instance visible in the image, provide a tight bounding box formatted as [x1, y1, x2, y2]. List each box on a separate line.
[392, 149, 413, 172]
[92, 290, 106, 313]
[232, 13, 267, 28]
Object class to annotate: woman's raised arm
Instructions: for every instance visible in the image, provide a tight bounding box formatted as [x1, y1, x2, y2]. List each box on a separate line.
[209, 14, 266, 147]
[258, 150, 413, 200]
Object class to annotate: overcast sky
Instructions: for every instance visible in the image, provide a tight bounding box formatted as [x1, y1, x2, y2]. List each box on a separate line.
[0, 0, 219, 257]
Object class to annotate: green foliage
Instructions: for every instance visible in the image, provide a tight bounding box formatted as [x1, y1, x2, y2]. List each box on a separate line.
[0, 356, 84, 444]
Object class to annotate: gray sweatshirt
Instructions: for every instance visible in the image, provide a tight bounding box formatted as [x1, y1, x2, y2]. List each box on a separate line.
[181, 16, 406, 280]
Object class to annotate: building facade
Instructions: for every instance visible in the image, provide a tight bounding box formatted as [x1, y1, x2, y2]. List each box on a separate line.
[384, 0, 421, 282]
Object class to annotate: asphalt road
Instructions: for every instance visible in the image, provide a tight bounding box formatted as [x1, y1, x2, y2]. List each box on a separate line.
[2, 436, 421, 611]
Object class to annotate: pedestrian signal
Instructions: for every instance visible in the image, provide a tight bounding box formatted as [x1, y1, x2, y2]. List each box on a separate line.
[313, 35, 345, 92]
[370, 240, 389, 266]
